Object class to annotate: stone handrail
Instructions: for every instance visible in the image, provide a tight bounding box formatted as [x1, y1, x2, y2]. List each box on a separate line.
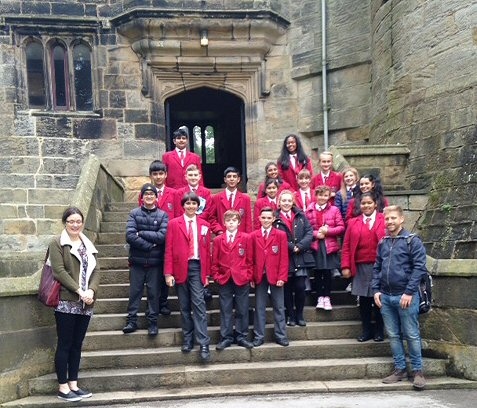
[0, 155, 124, 298]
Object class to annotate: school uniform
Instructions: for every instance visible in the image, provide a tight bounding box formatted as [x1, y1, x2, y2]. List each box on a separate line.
[251, 227, 289, 344]
[273, 208, 314, 324]
[253, 196, 278, 230]
[277, 157, 313, 191]
[311, 171, 342, 205]
[294, 188, 314, 213]
[212, 189, 252, 234]
[164, 215, 211, 348]
[257, 180, 292, 199]
[173, 185, 214, 220]
[162, 149, 203, 189]
[211, 231, 253, 344]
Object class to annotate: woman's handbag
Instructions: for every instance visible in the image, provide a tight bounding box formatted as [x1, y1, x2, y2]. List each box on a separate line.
[38, 249, 61, 307]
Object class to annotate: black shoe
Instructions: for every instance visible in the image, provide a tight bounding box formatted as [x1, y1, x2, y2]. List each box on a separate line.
[122, 322, 137, 334]
[252, 338, 264, 347]
[57, 391, 82, 402]
[181, 343, 193, 353]
[374, 334, 384, 342]
[296, 319, 307, 327]
[216, 339, 233, 351]
[237, 339, 254, 349]
[71, 388, 92, 399]
[200, 345, 210, 362]
[276, 338, 290, 347]
[286, 318, 296, 327]
[357, 334, 373, 342]
[159, 306, 171, 316]
[148, 323, 158, 336]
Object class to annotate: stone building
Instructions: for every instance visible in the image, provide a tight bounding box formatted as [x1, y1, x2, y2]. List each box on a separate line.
[0, 0, 476, 403]
[0, 0, 475, 262]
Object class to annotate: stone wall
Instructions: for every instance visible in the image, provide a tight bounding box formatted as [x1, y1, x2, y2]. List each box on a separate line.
[369, 0, 477, 258]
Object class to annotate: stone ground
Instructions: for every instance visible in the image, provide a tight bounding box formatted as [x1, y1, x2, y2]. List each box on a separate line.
[86, 389, 477, 408]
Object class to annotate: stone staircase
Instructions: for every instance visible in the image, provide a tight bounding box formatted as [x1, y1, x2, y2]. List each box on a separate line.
[4, 202, 476, 407]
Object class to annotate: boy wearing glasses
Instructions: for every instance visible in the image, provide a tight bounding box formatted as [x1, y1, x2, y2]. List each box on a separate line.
[162, 127, 203, 189]
[123, 183, 169, 336]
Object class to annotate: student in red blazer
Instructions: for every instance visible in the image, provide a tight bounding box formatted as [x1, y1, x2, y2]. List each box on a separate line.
[162, 128, 203, 189]
[211, 210, 254, 350]
[276, 134, 313, 191]
[253, 178, 279, 230]
[310, 152, 342, 205]
[164, 192, 211, 362]
[294, 169, 315, 212]
[250, 207, 289, 347]
[212, 167, 252, 234]
[341, 192, 386, 342]
[137, 160, 176, 315]
[173, 164, 217, 226]
[256, 162, 292, 198]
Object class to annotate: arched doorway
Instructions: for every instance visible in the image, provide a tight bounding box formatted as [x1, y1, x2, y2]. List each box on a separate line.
[165, 87, 246, 189]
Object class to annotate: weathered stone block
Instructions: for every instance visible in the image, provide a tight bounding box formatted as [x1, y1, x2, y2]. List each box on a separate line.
[3, 219, 36, 235]
[74, 118, 117, 139]
[51, 2, 85, 16]
[135, 124, 159, 140]
[125, 109, 149, 123]
[28, 189, 74, 205]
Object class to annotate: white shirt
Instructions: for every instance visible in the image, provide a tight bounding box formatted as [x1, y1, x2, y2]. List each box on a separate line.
[362, 212, 376, 229]
[227, 230, 237, 243]
[300, 188, 311, 210]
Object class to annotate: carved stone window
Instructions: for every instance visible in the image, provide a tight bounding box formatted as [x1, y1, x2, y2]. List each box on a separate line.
[25, 38, 93, 111]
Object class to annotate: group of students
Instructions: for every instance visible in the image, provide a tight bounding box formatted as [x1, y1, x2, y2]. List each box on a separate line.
[122, 130, 428, 390]
[46, 130, 428, 402]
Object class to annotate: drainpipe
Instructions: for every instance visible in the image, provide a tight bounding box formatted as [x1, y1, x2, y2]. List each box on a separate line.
[321, 0, 329, 150]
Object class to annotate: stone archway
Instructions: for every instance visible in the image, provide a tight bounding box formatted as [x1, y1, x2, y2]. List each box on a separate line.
[114, 10, 289, 187]
[165, 87, 245, 188]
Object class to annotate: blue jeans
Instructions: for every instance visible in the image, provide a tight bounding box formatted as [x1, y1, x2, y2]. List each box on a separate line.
[380, 293, 423, 371]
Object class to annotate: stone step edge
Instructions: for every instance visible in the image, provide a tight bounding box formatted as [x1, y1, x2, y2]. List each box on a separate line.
[81, 338, 389, 357]
[4, 377, 476, 407]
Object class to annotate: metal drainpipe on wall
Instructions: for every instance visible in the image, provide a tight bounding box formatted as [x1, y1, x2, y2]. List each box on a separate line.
[322, 0, 329, 151]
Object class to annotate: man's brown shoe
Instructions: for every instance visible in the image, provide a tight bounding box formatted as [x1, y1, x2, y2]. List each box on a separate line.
[382, 369, 407, 384]
[412, 370, 426, 389]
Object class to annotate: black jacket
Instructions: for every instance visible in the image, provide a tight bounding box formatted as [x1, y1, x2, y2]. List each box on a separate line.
[126, 206, 169, 267]
[273, 207, 315, 274]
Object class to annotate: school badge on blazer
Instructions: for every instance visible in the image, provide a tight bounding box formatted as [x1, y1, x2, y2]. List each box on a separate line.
[167, 203, 173, 211]
[239, 208, 245, 216]
[238, 247, 245, 256]
[272, 245, 279, 254]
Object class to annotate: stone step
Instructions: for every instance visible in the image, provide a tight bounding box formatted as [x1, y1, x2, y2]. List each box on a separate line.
[89, 305, 361, 331]
[5, 377, 477, 407]
[106, 202, 138, 212]
[26, 357, 449, 395]
[81, 339, 391, 370]
[98, 257, 129, 270]
[83, 321, 363, 351]
[96, 244, 129, 258]
[102, 211, 131, 222]
[97, 281, 353, 303]
[100, 221, 128, 233]
[97, 269, 129, 284]
[96, 232, 126, 244]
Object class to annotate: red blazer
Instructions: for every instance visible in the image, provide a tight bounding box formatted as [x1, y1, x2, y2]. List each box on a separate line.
[250, 228, 289, 286]
[345, 197, 390, 222]
[311, 171, 342, 205]
[211, 232, 253, 286]
[164, 216, 211, 285]
[277, 158, 313, 191]
[162, 150, 203, 189]
[173, 185, 214, 220]
[341, 213, 386, 277]
[253, 197, 278, 230]
[293, 189, 315, 213]
[212, 190, 252, 234]
[138, 186, 177, 220]
[257, 180, 292, 199]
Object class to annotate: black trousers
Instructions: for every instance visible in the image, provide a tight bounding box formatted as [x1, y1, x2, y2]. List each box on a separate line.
[284, 275, 306, 320]
[55, 311, 91, 384]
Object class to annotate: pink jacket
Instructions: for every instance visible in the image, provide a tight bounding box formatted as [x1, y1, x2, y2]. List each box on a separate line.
[305, 203, 345, 254]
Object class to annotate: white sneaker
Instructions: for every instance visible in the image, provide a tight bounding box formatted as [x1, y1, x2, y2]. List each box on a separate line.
[345, 282, 352, 292]
[323, 296, 332, 311]
[316, 296, 324, 309]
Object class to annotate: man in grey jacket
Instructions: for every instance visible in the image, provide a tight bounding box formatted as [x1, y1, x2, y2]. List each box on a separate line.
[372, 205, 428, 390]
